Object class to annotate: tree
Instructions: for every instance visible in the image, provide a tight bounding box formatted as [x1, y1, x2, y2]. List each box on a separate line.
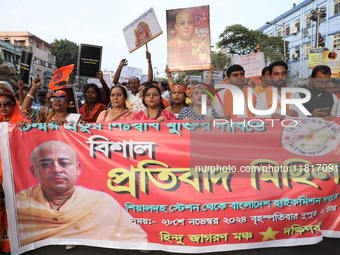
[50, 39, 78, 68]
[217, 24, 287, 64]
[211, 51, 229, 72]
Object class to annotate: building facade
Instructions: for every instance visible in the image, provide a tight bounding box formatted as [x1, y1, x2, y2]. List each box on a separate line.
[257, 0, 340, 82]
[0, 31, 56, 86]
[0, 39, 21, 71]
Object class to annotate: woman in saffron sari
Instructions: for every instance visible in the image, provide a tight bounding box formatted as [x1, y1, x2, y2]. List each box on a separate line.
[79, 83, 108, 122]
[0, 92, 30, 255]
[96, 85, 135, 122]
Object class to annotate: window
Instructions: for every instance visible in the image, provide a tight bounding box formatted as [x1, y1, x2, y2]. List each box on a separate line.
[320, 6, 326, 22]
[292, 47, 300, 59]
[285, 24, 290, 36]
[333, 33, 340, 49]
[334, 0, 340, 15]
[277, 30, 282, 37]
[295, 19, 300, 31]
[15, 40, 25, 47]
[319, 36, 326, 47]
[306, 13, 312, 27]
[305, 43, 311, 56]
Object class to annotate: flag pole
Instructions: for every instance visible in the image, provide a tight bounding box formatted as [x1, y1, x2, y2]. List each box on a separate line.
[41, 72, 54, 79]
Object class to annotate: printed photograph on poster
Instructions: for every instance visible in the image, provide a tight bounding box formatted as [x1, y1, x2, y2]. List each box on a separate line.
[77, 44, 102, 78]
[12, 139, 147, 248]
[19, 49, 33, 84]
[322, 50, 340, 78]
[166, 5, 211, 71]
[123, 7, 163, 53]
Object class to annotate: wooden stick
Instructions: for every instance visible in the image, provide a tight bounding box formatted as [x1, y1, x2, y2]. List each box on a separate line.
[41, 72, 54, 79]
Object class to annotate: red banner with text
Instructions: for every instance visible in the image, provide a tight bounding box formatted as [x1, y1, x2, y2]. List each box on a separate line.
[2, 118, 340, 255]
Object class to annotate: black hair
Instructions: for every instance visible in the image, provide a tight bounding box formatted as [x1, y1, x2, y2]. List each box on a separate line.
[0, 92, 16, 104]
[331, 78, 338, 85]
[84, 83, 102, 103]
[311, 65, 331, 78]
[261, 66, 270, 76]
[142, 84, 165, 109]
[38, 91, 47, 97]
[268, 61, 288, 75]
[227, 64, 245, 77]
[170, 87, 189, 107]
[110, 85, 128, 109]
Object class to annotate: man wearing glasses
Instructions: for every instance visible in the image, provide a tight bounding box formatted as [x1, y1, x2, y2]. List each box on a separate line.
[300, 65, 338, 120]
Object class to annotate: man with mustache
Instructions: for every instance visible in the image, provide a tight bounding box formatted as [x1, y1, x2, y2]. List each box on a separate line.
[298, 65, 338, 120]
[16, 140, 147, 247]
[255, 61, 303, 119]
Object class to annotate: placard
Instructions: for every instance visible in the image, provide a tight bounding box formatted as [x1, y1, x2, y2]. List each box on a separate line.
[19, 49, 33, 84]
[123, 8, 163, 53]
[77, 44, 102, 78]
[167, 5, 211, 71]
[231, 52, 265, 78]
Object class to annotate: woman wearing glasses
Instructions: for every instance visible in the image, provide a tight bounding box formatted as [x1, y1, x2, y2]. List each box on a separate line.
[22, 79, 84, 124]
[45, 90, 83, 124]
[0, 92, 29, 124]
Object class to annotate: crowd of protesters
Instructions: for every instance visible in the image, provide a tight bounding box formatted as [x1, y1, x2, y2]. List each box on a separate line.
[1, 49, 340, 254]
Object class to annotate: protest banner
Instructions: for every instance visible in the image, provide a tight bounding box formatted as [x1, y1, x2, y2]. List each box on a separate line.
[87, 73, 112, 88]
[1, 118, 340, 255]
[19, 49, 33, 84]
[123, 8, 163, 53]
[203, 71, 223, 85]
[77, 44, 102, 78]
[167, 5, 211, 71]
[118, 66, 142, 84]
[308, 48, 328, 69]
[322, 50, 340, 78]
[231, 52, 265, 78]
[186, 75, 202, 85]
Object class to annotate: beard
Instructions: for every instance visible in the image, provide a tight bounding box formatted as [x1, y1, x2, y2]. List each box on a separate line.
[272, 78, 287, 88]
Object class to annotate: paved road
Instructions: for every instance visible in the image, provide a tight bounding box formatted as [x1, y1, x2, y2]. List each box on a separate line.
[22, 237, 339, 255]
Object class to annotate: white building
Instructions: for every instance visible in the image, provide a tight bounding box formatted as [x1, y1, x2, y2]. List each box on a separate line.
[0, 31, 57, 86]
[258, 0, 340, 81]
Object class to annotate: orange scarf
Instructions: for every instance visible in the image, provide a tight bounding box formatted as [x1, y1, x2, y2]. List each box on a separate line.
[222, 87, 256, 118]
[0, 101, 30, 123]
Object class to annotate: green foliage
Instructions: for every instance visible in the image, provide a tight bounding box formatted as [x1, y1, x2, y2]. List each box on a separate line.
[50, 39, 78, 68]
[217, 24, 287, 64]
[211, 51, 229, 72]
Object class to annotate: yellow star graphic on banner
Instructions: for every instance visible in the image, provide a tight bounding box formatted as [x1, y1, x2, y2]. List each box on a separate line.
[259, 227, 280, 241]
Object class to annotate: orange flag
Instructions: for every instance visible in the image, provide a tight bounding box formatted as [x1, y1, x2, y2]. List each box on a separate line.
[48, 64, 74, 90]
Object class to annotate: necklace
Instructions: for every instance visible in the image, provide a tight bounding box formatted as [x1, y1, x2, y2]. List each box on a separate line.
[147, 108, 162, 119]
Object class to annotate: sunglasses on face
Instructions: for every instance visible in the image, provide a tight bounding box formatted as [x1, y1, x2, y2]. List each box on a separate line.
[0, 101, 14, 107]
[51, 96, 67, 102]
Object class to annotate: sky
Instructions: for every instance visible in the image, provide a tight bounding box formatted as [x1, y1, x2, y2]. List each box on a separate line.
[0, 0, 299, 78]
